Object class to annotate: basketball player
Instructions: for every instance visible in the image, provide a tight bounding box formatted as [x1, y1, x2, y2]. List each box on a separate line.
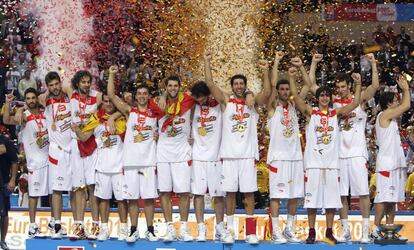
[107, 65, 161, 242]
[309, 53, 379, 243]
[290, 70, 362, 244]
[205, 55, 271, 244]
[266, 54, 310, 243]
[71, 94, 128, 241]
[3, 88, 49, 238]
[372, 75, 411, 240]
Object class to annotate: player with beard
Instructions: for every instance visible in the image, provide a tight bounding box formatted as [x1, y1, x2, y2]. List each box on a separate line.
[71, 94, 128, 241]
[107, 66, 161, 242]
[372, 75, 410, 240]
[309, 53, 379, 243]
[43, 72, 73, 238]
[290, 70, 362, 244]
[265, 54, 310, 243]
[156, 75, 196, 242]
[3, 88, 49, 238]
[205, 55, 271, 244]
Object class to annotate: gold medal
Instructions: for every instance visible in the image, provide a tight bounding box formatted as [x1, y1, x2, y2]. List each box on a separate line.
[342, 123, 352, 131]
[236, 123, 246, 133]
[51, 123, 57, 131]
[134, 133, 144, 143]
[169, 127, 177, 137]
[36, 137, 44, 146]
[198, 127, 207, 136]
[322, 135, 331, 145]
[283, 128, 293, 138]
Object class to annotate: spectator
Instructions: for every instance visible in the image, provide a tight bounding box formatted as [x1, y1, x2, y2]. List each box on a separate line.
[372, 24, 387, 45]
[5, 65, 20, 94]
[18, 70, 36, 98]
[397, 26, 411, 49]
[0, 134, 18, 250]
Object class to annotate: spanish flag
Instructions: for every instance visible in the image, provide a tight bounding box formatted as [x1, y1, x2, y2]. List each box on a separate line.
[161, 92, 195, 132]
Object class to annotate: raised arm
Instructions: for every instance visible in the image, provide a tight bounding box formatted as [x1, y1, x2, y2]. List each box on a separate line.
[255, 59, 271, 105]
[107, 65, 131, 116]
[361, 53, 379, 102]
[380, 75, 411, 124]
[271, 51, 285, 86]
[309, 53, 323, 94]
[2, 91, 24, 125]
[204, 52, 228, 105]
[288, 67, 312, 116]
[337, 73, 362, 116]
[290, 56, 311, 99]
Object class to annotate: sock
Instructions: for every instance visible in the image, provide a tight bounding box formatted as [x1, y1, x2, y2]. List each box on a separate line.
[30, 222, 37, 228]
[271, 217, 280, 233]
[130, 226, 137, 235]
[308, 228, 316, 238]
[226, 215, 234, 230]
[216, 221, 224, 232]
[198, 222, 205, 227]
[245, 216, 256, 236]
[101, 223, 108, 230]
[180, 221, 188, 232]
[287, 215, 295, 230]
[363, 218, 370, 228]
[55, 220, 61, 225]
[341, 219, 348, 230]
[147, 225, 154, 234]
[121, 223, 128, 230]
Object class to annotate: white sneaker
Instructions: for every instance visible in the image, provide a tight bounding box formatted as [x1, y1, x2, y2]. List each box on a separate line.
[222, 229, 235, 244]
[118, 226, 128, 241]
[28, 226, 43, 239]
[283, 227, 300, 243]
[51, 229, 63, 239]
[214, 223, 225, 241]
[97, 228, 110, 241]
[179, 231, 194, 242]
[361, 226, 371, 244]
[126, 230, 140, 243]
[197, 224, 207, 242]
[271, 228, 287, 244]
[337, 228, 351, 243]
[245, 234, 259, 244]
[163, 224, 177, 242]
[371, 227, 383, 240]
[145, 230, 159, 241]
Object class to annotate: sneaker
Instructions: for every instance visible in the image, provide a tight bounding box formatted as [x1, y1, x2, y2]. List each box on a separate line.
[283, 227, 300, 243]
[179, 230, 194, 242]
[337, 228, 351, 243]
[126, 230, 140, 243]
[145, 230, 159, 241]
[163, 224, 177, 242]
[271, 228, 287, 244]
[28, 226, 43, 239]
[51, 228, 63, 239]
[48, 222, 55, 236]
[214, 223, 225, 241]
[196, 224, 207, 242]
[97, 228, 110, 241]
[118, 226, 128, 241]
[0, 241, 9, 250]
[222, 229, 235, 244]
[88, 224, 100, 240]
[324, 233, 338, 245]
[70, 224, 87, 240]
[305, 228, 316, 244]
[361, 226, 371, 244]
[371, 227, 383, 241]
[245, 234, 259, 244]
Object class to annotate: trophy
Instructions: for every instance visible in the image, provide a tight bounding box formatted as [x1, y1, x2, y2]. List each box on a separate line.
[374, 224, 408, 245]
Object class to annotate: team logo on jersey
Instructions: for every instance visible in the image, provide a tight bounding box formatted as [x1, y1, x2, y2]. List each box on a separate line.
[305, 192, 312, 197]
[173, 117, 186, 125]
[231, 113, 250, 120]
[197, 116, 217, 123]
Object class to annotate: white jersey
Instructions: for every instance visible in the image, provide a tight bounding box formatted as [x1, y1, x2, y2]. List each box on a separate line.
[219, 97, 259, 160]
[70, 90, 99, 125]
[21, 110, 49, 170]
[267, 102, 302, 163]
[123, 107, 158, 167]
[375, 112, 406, 171]
[333, 98, 368, 159]
[44, 95, 72, 151]
[157, 110, 192, 163]
[94, 121, 123, 173]
[192, 100, 222, 161]
[304, 108, 339, 169]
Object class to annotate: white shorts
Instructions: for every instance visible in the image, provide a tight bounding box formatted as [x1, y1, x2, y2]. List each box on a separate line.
[70, 140, 98, 188]
[157, 161, 191, 193]
[374, 168, 407, 203]
[304, 169, 342, 209]
[191, 161, 225, 197]
[339, 157, 369, 196]
[48, 143, 72, 192]
[123, 167, 158, 200]
[221, 158, 258, 193]
[28, 167, 48, 197]
[269, 160, 304, 199]
[94, 171, 124, 201]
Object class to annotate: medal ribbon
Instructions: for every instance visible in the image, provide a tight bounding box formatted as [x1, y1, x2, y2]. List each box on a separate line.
[320, 110, 330, 136]
[77, 95, 89, 123]
[33, 112, 44, 137]
[282, 103, 290, 129]
[136, 111, 147, 132]
[234, 99, 245, 124]
[199, 105, 209, 128]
